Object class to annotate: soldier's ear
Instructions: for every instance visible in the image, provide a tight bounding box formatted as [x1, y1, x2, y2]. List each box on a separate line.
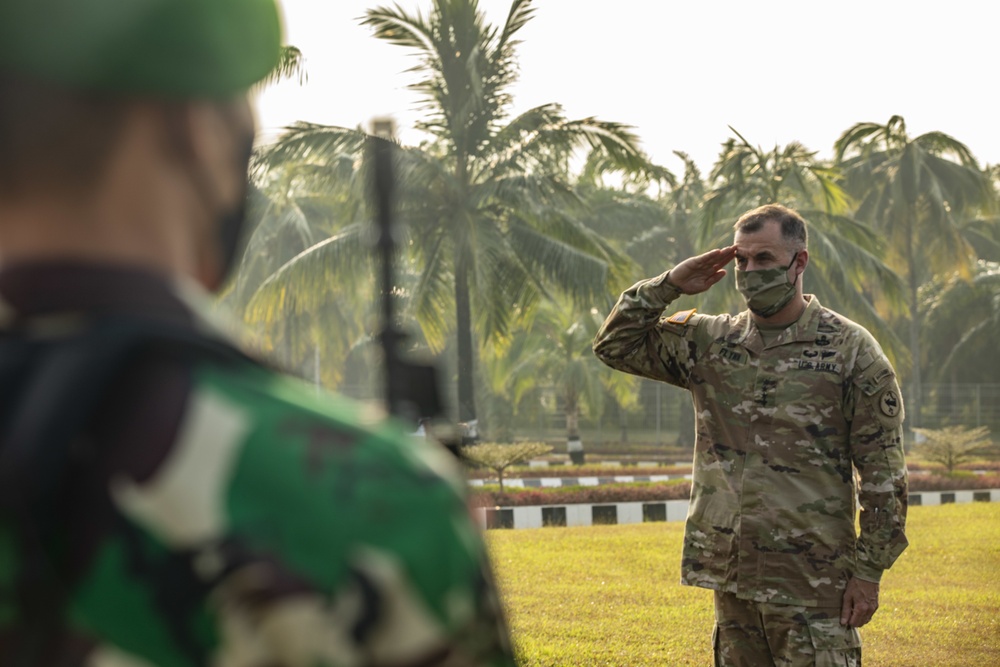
[795, 249, 809, 276]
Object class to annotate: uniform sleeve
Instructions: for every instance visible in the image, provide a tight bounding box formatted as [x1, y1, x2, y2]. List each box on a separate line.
[592, 271, 698, 388]
[845, 345, 909, 583]
[102, 364, 517, 667]
[210, 426, 518, 667]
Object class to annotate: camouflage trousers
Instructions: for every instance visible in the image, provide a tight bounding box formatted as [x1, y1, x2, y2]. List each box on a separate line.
[713, 591, 862, 667]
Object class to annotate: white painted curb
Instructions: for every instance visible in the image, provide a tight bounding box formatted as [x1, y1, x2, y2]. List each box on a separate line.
[474, 489, 1000, 530]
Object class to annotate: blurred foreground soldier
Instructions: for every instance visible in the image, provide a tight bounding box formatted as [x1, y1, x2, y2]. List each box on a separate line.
[0, 1, 514, 665]
[593, 204, 908, 667]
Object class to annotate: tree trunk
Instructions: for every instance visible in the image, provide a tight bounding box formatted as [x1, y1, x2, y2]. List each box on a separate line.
[566, 388, 584, 465]
[455, 246, 477, 424]
[453, 149, 477, 427]
[906, 219, 922, 432]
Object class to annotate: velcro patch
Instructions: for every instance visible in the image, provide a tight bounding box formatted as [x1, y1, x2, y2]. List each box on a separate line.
[797, 360, 842, 374]
[802, 349, 838, 360]
[879, 389, 902, 417]
[666, 308, 697, 325]
[855, 356, 894, 396]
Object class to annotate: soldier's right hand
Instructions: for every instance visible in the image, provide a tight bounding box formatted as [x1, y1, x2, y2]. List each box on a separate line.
[665, 246, 738, 295]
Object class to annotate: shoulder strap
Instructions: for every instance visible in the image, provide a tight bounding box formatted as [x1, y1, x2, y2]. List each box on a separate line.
[0, 316, 250, 661]
[0, 317, 248, 506]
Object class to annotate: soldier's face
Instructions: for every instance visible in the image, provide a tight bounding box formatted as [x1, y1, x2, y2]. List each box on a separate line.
[734, 221, 797, 273]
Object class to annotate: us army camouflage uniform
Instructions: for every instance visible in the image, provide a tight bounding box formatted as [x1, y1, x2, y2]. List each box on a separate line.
[593, 270, 908, 665]
[713, 594, 860, 667]
[0, 264, 515, 667]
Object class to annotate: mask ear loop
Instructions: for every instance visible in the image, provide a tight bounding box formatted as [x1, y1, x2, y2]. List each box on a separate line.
[160, 103, 253, 290]
[786, 251, 800, 286]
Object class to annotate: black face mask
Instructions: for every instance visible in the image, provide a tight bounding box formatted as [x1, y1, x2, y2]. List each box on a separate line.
[213, 131, 255, 289]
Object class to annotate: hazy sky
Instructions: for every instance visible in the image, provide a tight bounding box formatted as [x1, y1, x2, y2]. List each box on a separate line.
[257, 0, 999, 176]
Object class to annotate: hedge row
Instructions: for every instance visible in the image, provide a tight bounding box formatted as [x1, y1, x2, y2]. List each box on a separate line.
[464, 462, 1000, 481]
[463, 464, 691, 480]
[471, 481, 691, 508]
[469, 474, 1000, 507]
[907, 473, 1000, 491]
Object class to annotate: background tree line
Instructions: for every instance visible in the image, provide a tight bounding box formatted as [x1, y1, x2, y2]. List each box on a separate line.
[222, 0, 1000, 451]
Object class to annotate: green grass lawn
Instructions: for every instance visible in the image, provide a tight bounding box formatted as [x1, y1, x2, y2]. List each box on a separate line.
[487, 503, 1000, 667]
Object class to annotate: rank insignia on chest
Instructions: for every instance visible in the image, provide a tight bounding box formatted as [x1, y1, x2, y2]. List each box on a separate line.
[666, 308, 697, 325]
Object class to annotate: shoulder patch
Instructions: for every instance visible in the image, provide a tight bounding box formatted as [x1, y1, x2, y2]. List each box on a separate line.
[666, 308, 697, 325]
[854, 355, 895, 397]
[879, 388, 902, 418]
[855, 348, 876, 371]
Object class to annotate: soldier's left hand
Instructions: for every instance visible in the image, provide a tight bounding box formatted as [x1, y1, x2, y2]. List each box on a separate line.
[840, 577, 879, 627]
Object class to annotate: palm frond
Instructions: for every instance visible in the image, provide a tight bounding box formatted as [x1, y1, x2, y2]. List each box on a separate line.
[253, 45, 307, 91]
[244, 223, 373, 323]
[362, 3, 435, 52]
[256, 123, 368, 172]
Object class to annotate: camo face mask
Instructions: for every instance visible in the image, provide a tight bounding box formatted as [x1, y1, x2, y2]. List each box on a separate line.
[735, 252, 798, 318]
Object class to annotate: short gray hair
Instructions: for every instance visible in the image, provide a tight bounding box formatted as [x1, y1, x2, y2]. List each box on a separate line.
[734, 204, 808, 249]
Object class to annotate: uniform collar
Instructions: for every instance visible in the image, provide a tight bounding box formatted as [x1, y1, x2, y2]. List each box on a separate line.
[733, 295, 823, 353]
[0, 261, 231, 340]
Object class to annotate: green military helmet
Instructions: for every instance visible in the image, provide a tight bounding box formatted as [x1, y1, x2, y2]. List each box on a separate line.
[0, 0, 282, 97]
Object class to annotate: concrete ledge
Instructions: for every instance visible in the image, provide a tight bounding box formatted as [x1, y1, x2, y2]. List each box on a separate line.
[475, 500, 690, 530]
[476, 489, 1000, 530]
[908, 489, 1000, 506]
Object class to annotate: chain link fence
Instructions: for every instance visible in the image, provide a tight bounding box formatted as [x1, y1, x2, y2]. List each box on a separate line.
[489, 381, 1000, 446]
[334, 379, 999, 445]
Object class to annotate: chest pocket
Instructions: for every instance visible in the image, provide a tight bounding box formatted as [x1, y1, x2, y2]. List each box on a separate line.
[775, 349, 847, 429]
[695, 341, 754, 413]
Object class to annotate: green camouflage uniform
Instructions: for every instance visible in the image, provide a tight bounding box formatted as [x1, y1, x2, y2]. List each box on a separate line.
[593, 269, 908, 664]
[0, 265, 515, 667]
[0, 1, 515, 662]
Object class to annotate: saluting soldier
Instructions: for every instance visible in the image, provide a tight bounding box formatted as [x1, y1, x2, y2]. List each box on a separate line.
[0, 1, 514, 665]
[594, 204, 908, 667]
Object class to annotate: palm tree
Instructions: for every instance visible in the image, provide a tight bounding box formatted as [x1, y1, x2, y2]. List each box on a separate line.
[699, 129, 908, 363]
[255, 0, 652, 425]
[704, 129, 850, 233]
[532, 300, 610, 463]
[921, 261, 1000, 386]
[219, 130, 378, 387]
[834, 115, 996, 426]
[484, 295, 638, 461]
[573, 148, 679, 277]
[574, 150, 700, 445]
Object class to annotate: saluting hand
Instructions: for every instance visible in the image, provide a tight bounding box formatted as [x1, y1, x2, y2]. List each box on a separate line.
[666, 246, 738, 295]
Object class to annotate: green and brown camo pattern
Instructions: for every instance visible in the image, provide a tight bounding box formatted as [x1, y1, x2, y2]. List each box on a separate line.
[1, 362, 515, 667]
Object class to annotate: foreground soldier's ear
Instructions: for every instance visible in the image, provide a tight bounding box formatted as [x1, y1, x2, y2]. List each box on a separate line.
[154, 101, 250, 211]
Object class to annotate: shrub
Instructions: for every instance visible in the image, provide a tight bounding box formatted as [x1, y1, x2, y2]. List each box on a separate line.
[912, 426, 992, 474]
[462, 442, 553, 492]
